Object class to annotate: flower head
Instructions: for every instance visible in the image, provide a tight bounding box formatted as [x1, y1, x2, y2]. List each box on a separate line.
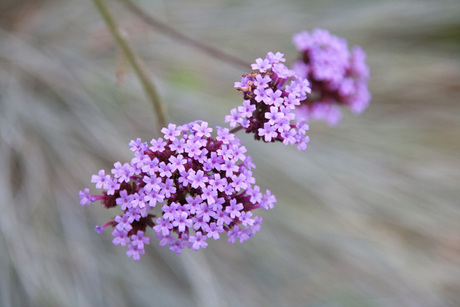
[292, 28, 371, 125]
[226, 52, 311, 151]
[80, 120, 275, 260]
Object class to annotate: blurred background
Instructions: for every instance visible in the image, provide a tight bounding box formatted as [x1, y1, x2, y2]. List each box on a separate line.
[1, 0, 459, 306]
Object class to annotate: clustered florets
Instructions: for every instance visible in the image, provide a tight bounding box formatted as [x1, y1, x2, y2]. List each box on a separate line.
[292, 28, 371, 125]
[79, 120, 275, 260]
[225, 52, 311, 151]
[81, 34, 371, 260]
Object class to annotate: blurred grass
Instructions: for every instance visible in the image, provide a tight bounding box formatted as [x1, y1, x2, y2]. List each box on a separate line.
[1, 0, 460, 306]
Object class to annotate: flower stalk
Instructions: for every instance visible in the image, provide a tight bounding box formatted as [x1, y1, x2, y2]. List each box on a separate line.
[92, 0, 167, 133]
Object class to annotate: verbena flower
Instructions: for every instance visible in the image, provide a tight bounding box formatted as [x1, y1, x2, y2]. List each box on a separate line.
[292, 28, 371, 125]
[79, 120, 275, 260]
[226, 52, 311, 151]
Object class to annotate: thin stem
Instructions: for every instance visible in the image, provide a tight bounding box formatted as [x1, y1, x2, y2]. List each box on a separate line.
[92, 0, 167, 133]
[230, 126, 244, 134]
[119, 0, 250, 69]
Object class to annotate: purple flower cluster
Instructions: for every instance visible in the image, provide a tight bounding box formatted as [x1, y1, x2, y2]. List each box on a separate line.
[292, 28, 371, 125]
[225, 52, 311, 151]
[80, 37, 371, 260]
[79, 121, 275, 260]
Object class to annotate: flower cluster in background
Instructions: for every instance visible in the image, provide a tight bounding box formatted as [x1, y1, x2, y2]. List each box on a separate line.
[226, 52, 311, 151]
[292, 28, 371, 125]
[79, 120, 275, 260]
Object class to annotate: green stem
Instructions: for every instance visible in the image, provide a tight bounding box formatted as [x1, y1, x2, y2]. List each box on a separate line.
[92, 0, 167, 133]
